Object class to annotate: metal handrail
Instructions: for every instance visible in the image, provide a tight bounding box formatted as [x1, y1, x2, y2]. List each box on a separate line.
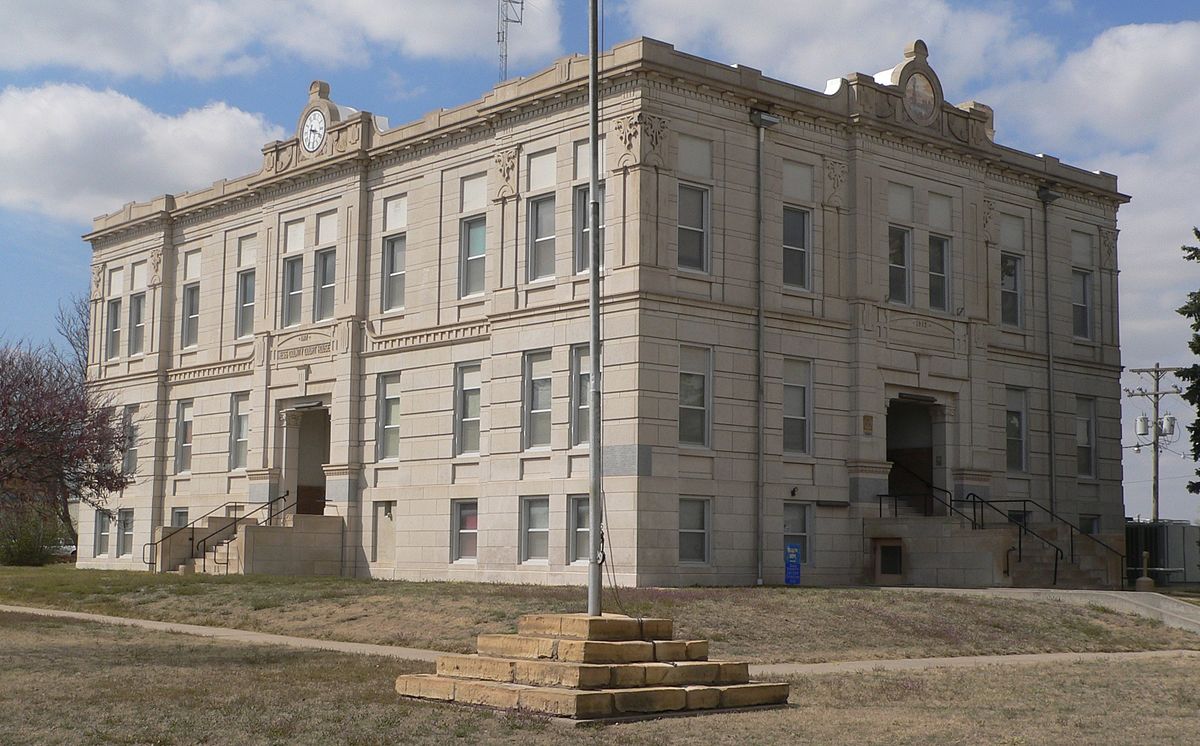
[884, 462, 977, 526]
[877, 490, 978, 528]
[141, 501, 248, 571]
[196, 492, 290, 574]
[963, 492, 1063, 585]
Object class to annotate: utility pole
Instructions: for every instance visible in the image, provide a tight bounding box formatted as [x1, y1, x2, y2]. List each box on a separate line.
[1125, 363, 1183, 522]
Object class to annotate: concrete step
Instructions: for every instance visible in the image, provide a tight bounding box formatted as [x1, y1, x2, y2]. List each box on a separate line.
[395, 674, 789, 719]
[436, 654, 749, 689]
[476, 633, 708, 664]
[518, 613, 673, 641]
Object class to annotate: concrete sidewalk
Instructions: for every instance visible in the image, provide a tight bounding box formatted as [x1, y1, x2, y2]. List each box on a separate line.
[3, 603, 1197, 676]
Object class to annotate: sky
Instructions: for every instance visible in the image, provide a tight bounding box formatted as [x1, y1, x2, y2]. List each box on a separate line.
[1, 0, 1197, 521]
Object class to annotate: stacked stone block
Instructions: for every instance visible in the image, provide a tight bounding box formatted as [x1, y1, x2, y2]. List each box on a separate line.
[395, 613, 789, 719]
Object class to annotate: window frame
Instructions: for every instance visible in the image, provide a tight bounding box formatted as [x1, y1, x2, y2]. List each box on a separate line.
[282, 256, 303, 327]
[520, 496, 550, 563]
[573, 183, 605, 274]
[171, 508, 190, 528]
[175, 400, 194, 474]
[677, 182, 710, 273]
[887, 225, 911, 305]
[523, 350, 552, 450]
[678, 345, 711, 448]
[235, 269, 255, 339]
[1005, 388, 1027, 473]
[116, 508, 134, 557]
[678, 497, 710, 564]
[783, 501, 812, 565]
[783, 359, 812, 455]
[782, 205, 811, 290]
[459, 215, 486, 298]
[451, 499, 478, 562]
[568, 494, 590, 564]
[106, 298, 122, 360]
[121, 405, 138, 475]
[180, 282, 200, 348]
[228, 392, 250, 470]
[377, 373, 401, 461]
[94, 510, 110, 557]
[527, 194, 557, 282]
[1076, 396, 1096, 478]
[455, 362, 482, 455]
[127, 292, 145, 355]
[313, 248, 336, 322]
[570, 344, 592, 448]
[928, 234, 950, 312]
[383, 233, 406, 312]
[1000, 252, 1023, 328]
[1072, 269, 1093, 339]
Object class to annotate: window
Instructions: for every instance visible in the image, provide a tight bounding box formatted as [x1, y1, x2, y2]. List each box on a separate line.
[314, 249, 336, 321]
[235, 270, 255, 338]
[121, 405, 138, 475]
[282, 257, 303, 327]
[128, 293, 145, 355]
[176, 400, 193, 473]
[574, 184, 605, 273]
[1072, 270, 1092, 339]
[887, 226, 910, 304]
[571, 345, 592, 447]
[460, 216, 486, 297]
[1079, 514, 1100, 535]
[528, 195, 556, 281]
[678, 497, 709, 563]
[783, 502, 811, 564]
[521, 496, 549, 562]
[456, 363, 481, 454]
[181, 283, 199, 348]
[116, 508, 134, 557]
[524, 351, 552, 449]
[378, 374, 401, 460]
[452, 500, 478, 561]
[106, 299, 121, 360]
[383, 235, 406, 311]
[783, 206, 809, 289]
[677, 184, 708, 272]
[171, 509, 189, 528]
[94, 510, 110, 557]
[929, 235, 949, 311]
[229, 393, 249, 470]
[1005, 388, 1026, 472]
[783, 359, 811, 454]
[1007, 509, 1030, 527]
[1000, 253, 1022, 327]
[678, 346, 710, 447]
[569, 494, 590, 563]
[1076, 397, 1095, 477]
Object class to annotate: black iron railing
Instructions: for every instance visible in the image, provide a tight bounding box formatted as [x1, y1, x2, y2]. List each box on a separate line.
[196, 492, 291, 575]
[142, 501, 247, 572]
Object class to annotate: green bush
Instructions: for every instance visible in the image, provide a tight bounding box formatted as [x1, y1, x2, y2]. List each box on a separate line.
[0, 504, 67, 566]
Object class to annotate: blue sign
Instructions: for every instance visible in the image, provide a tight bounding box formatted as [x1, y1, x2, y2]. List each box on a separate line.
[785, 543, 803, 585]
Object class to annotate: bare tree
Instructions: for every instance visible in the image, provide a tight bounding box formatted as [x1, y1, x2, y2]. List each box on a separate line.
[55, 292, 90, 379]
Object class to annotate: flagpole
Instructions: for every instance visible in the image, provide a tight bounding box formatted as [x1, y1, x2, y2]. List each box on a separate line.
[586, 0, 603, 617]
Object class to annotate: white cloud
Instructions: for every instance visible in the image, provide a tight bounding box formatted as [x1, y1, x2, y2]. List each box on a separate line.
[0, 0, 562, 79]
[0, 84, 284, 223]
[619, 0, 1054, 97]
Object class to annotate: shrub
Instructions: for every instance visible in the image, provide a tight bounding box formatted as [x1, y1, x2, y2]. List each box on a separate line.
[0, 503, 67, 566]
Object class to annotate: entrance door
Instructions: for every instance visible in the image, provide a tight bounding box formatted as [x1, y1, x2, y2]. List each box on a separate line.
[295, 409, 331, 515]
[886, 400, 937, 514]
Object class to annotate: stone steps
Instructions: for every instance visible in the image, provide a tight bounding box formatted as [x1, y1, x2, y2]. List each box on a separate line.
[394, 612, 789, 720]
[395, 675, 789, 719]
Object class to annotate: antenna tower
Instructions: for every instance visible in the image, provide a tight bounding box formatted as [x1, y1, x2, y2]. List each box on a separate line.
[497, 0, 525, 81]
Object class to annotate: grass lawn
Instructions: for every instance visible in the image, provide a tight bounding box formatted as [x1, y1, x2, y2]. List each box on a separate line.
[1, 610, 1197, 745]
[0, 566, 1197, 663]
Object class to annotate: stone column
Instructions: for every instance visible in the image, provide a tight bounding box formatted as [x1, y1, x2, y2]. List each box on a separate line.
[278, 410, 303, 507]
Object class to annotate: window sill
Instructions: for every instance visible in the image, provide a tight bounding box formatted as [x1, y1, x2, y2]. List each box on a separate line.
[520, 559, 549, 566]
[782, 452, 816, 464]
[451, 558, 477, 566]
[678, 443, 712, 451]
[676, 267, 713, 279]
[782, 285, 813, 296]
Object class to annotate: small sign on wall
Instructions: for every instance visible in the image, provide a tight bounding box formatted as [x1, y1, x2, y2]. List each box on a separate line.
[785, 543, 803, 586]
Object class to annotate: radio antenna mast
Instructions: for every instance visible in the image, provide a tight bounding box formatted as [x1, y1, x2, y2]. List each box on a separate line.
[497, 0, 525, 81]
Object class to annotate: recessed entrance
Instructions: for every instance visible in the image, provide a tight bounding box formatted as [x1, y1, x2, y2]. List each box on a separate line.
[885, 399, 942, 515]
[294, 408, 331, 515]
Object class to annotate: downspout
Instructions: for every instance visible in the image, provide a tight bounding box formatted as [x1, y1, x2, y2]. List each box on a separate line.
[751, 110, 779, 586]
[1038, 185, 1062, 515]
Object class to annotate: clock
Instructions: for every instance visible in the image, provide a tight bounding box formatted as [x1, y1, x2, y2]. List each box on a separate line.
[301, 109, 326, 153]
[902, 73, 936, 124]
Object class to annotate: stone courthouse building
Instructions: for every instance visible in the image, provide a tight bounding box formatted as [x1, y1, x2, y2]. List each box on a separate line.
[76, 38, 1128, 587]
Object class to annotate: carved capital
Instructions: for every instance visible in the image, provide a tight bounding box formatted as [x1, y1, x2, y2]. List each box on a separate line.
[493, 147, 518, 200]
[279, 410, 304, 427]
[148, 248, 162, 286]
[982, 199, 997, 244]
[1100, 228, 1117, 269]
[614, 112, 668, 169]
[91, 264, 104, 299]
[824, 160, 848, 207]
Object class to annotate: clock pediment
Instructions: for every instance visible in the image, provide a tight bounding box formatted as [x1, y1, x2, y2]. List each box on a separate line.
[255, 80, 378, 181]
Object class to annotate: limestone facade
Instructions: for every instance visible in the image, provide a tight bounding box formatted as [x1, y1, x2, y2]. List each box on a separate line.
[75, 39, 1127, 586]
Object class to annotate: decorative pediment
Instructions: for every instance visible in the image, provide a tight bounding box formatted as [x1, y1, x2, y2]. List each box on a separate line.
[256, 81, 375, 180]
[614, 112, 668, 169]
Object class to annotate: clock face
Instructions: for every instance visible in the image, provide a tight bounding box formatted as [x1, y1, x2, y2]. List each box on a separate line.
[301, 109, 326, 152]
[903, 73, 936, 124]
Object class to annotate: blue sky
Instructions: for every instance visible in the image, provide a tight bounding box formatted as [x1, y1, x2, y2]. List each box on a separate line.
[1, 0, 1197, 520]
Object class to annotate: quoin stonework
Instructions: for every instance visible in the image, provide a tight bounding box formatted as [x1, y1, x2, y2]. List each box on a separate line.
[77, 39, 1128, 588]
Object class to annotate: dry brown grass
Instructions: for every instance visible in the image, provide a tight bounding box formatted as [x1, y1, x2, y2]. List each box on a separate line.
[1, 566, 1197, 663]
[2, 611, 1197, 746]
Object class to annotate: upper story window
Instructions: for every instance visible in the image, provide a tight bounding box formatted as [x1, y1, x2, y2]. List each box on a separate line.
[121, 404, 138, 475]
[127, 292, 145, 355]
[573, 184, 605, 274]
[460, 173, 487, 299]
[314, 249, 336, 321]
[1072, 270, 1092, 339]
[929, 235, 950, 311]
[783, 359, 811, 454]
[282, 256, 303, 327]
[887, 226, 911, 305]
[106, 298, 122, 360]
[570, 344, 592, 447]
[234, 234, 256, 340]
[180, 250, 201, 348]
[456, 362, 481, 455]
[677, 184, 709, 272]
[1000, 253, 1023, 327]
[229, 392, 250, 470]
[678, 345, 710, 447]
[524, 350, 552, 449]
[783, 206, 810, 290]
[175, 400, 194, 474]
[382, 194, 408, 312]
[1005, 388, 1026, 473]
[1076, 396, 1096, 478]
[527, 195, 556, 282]
[378, 374, 401, 460]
